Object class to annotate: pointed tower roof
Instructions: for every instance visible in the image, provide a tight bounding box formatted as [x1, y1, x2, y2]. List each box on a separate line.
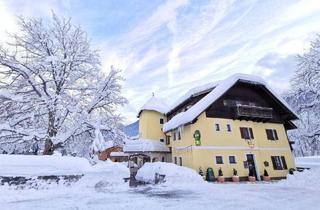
[137, 96, 168, 117]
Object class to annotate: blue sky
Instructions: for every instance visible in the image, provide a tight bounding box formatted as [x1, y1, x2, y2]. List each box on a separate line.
[0, 0, 320, 124]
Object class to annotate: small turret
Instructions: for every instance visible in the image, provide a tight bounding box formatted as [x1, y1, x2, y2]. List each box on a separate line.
[137, 94, 168, 141]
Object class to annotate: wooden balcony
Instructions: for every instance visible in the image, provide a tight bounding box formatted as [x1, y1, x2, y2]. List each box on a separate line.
[235, 104, 273, 121]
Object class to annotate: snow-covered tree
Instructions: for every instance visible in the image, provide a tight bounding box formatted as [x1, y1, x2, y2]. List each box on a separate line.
[285, 35, 320, 156]
[0, 14, 127, 155]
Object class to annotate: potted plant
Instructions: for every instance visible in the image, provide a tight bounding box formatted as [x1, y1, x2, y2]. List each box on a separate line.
[232, 168, 240, 182]
[199, 167, 205, 180]
[218, 168, 225, 183]
[248, 169, 256, 182]
[263, 169, 270, 181]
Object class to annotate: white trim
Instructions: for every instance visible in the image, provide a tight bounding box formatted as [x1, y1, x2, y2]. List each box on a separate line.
[174, 145, 290, 152]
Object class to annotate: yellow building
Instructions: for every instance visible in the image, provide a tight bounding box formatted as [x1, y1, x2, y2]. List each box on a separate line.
[136, 74, 298, 181]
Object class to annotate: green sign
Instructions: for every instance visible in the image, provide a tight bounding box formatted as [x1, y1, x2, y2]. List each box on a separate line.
[194, 130, 201, 146]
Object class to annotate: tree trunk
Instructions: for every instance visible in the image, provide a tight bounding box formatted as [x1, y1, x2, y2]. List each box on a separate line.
[43, 137, 54, 155]
[43, 110, 57, 155]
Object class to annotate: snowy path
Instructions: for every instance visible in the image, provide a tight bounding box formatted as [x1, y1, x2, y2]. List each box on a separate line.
[1, 176, 319, 210]
[1, 155, 319, 210]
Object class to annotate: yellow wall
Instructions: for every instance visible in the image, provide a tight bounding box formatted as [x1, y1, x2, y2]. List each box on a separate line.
[169, 113, 296, 179]
[139, 110, 167, 141]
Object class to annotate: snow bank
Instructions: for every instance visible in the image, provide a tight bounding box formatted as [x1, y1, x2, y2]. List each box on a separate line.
[135, 162, 205, 185]
[77, 160, 129, 192]
[0, 154, 91, 176]
[278, 168, 320, 189]
[296, 156, 320, 169]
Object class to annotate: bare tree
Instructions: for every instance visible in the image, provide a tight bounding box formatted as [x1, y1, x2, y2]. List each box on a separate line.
[285, 35, 320, 156]
[0, 14, 127, 155]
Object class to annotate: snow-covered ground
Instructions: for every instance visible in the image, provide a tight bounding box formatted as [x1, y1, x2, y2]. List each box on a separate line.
[296, 156, 320, 169]
[0, 155, 320, 210]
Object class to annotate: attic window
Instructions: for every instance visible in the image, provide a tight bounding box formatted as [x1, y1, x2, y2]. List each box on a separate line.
[160, 118, 164, 124]
[215, 124, 220, 131]
[227, 124, 231, 132]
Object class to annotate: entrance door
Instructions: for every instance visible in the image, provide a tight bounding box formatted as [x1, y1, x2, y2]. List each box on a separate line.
[246, 154, 257, 179]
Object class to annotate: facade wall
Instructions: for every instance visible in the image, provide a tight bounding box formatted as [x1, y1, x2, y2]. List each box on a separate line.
[170, 113, 296, 178]
[139, 110, 167, 141]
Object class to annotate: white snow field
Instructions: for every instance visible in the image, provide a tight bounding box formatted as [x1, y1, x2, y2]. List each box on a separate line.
[0, 155, 320, 210]
[296, 156, 320, 169]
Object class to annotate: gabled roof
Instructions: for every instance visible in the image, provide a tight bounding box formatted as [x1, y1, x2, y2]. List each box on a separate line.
[163, 73, 298, 132]
[137, 96, 168, 117]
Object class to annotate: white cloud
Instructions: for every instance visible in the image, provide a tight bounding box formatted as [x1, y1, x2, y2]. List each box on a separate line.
[0, 1, 18, 43]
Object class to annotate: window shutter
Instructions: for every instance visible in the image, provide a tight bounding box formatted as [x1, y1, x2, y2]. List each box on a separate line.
[249, 128, 254, 139]
[271, 156, 277, 170]
[281, 156, 287, 169]
[240, 127, 245, 139]
[274, 130, 279, 140]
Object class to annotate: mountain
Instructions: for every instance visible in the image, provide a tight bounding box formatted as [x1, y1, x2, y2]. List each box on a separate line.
[123, 120, 139, 137]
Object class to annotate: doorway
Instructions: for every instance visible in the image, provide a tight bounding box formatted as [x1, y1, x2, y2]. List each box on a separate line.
[246, 154, 259, 179]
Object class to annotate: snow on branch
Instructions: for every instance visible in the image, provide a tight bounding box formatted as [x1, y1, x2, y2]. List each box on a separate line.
[0, 13, 127, 155]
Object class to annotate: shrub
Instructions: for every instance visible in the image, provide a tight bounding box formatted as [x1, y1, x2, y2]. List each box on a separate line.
[218, 168, 223, 176]
[233, 168, 238, 176]
[264, 169, 269, 176]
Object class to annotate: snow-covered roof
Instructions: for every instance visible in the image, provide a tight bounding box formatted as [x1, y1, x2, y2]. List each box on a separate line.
[110, 152, 128, 157]
[123, 139, 170, 153]
[163, 73, 298, 132]
[137, 96, 169, 117]
[167, 81, 219, 114]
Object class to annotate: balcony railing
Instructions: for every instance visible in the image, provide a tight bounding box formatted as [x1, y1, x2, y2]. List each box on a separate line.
[235, 104, 273, 120]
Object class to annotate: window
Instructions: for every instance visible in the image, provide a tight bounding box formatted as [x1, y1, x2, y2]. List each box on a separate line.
[266, 129, 278, 140]
[271, 156, 287, 170]
[179, 157, 182, 166]
[216, 156, 223, 164]
[227, 124, 231, 132]
[178, 130, 181, 140]
[160, 118, 164, 124]
[229, 156, 236, 164]
[165, 136, 170, 145]
[174, 157, 177, 164]
[173, 132, 176, 141]
[240, 127, 254, 139]
[160, 139, 164, 143]
[215, 123, 220, 131]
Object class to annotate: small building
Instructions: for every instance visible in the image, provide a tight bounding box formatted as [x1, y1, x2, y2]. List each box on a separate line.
[98, 146, 124, 161]
[136, 73, 298, 180]
[123, 139, 171, 167]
